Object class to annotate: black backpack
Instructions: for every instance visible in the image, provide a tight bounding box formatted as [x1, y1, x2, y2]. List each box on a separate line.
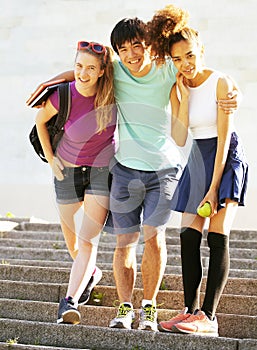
[29, 82, 71, 163]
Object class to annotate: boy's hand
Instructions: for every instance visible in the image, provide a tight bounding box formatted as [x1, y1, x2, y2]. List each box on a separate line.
[218, 90, 241, 114]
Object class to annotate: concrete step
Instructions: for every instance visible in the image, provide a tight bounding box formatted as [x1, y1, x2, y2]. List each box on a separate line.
[1, 280, 256, 318]
[15, 222, 62, 233]
[10, 221, 257, 240]
[2, 230, 257, 250]
[0, 299, 256, 340]
[3, 221, 257, 245]
[1, 218, 257, 349]
[1, 258, 256, 279]
[0, 318, 256, 350]
[1, 244, 256, 263]
[1, 248, 257, 280]
[0, 230, 64, 241]
[3, 226, 257, 242]
[2, 235, 257, 250]
[0, 343, 86, 350]
[1, 265, 257, 296]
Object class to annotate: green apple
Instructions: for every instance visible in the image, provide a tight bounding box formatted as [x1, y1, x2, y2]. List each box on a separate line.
[197, 202, 212, 217]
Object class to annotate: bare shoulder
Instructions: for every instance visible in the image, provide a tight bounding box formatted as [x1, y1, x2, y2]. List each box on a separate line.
[217, 74, 233, 99]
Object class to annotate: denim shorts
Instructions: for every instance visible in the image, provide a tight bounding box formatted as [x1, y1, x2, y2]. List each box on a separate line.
[54, 165, 111, 204]
[107, 162, 179, 233]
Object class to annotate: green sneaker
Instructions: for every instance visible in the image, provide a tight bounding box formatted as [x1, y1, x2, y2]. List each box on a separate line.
[138, 304, 158, 331]
[109, 303, 135, 329]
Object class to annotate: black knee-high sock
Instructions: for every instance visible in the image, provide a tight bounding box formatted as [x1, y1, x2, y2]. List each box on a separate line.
[180, 228, 203, 314]
[202, 232, 230, 320]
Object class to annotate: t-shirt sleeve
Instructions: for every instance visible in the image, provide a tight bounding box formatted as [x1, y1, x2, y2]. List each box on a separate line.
[166, 58, 178, 84]
[48, 90, 59, 111]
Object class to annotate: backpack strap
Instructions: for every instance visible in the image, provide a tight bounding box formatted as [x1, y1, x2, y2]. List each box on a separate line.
[53, 82, 71, 131]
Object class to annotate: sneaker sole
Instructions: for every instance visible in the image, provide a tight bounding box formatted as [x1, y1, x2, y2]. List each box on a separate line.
[158, 324, 179, 333]
[138, 325, 158, 332]
[78, 267, 103, 306]
[175, 327, 219, 337]
[57, 310, 81, 325]
[109, 322, 132, 330]
[138, 322, 158, 332]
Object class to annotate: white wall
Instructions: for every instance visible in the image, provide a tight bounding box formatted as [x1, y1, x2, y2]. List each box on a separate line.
[0, 0, 256, 228]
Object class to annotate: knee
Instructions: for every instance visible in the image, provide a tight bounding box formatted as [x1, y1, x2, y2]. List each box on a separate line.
[78, 237, 95, 252]
[114, 244, 136, 270]
[115, 243, 136, 262]
[207, 232, 229, 249]
[116, 232, 139, 249]
[143, 234, 167, 268]
[180, 227, 202, 244]
[64, 240, 78, 260]
[144, 225, 166, 248]
[145, 234, 166, 258]
[68, 248, 78, 260]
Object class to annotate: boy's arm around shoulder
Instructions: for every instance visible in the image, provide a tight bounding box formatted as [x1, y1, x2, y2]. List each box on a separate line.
[29, 71, 75, 108]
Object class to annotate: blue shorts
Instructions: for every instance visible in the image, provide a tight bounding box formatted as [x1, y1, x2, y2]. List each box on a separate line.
[54, 165, 111, 204]
[106, 161, 179, 233]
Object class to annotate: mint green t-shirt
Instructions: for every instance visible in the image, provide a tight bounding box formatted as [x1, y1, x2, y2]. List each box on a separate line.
[113, 59, 181, 171]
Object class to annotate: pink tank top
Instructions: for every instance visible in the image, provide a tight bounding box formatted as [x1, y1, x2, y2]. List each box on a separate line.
[49, 81, 116, 166]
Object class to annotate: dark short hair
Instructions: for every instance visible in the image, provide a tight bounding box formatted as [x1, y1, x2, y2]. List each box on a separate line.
[110, 17, 147, 54]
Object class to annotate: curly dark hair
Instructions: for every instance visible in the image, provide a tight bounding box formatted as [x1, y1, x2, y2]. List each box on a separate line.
[146, 4, 190, 65]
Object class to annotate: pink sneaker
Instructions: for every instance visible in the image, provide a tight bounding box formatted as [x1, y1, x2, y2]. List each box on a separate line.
[158, 307, 191, 332]
[175, 310, 219, 337]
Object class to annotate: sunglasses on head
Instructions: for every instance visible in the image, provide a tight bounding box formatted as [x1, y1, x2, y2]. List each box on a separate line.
[77, 41, 107, 64]
[77, 41, 107, 58]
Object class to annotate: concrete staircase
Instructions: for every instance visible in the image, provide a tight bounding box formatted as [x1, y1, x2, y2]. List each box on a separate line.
[0, 218, 256, 350]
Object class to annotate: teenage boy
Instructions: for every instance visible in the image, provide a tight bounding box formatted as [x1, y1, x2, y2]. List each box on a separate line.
[107, 17, 180, 331]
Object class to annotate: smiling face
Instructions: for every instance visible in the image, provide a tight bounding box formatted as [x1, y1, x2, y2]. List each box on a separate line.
[171, 39, 204, 80]
[117, 39, 151, 77]
[74, 51, 104, 96]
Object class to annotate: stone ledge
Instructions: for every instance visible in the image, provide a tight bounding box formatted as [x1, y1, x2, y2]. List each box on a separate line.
[0, 319, 244, 350]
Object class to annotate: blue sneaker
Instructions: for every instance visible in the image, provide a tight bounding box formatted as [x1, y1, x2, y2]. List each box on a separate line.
[57, 297, 81, 324]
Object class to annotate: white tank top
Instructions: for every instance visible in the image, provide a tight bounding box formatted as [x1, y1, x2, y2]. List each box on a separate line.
[184, 70, 222, 139]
